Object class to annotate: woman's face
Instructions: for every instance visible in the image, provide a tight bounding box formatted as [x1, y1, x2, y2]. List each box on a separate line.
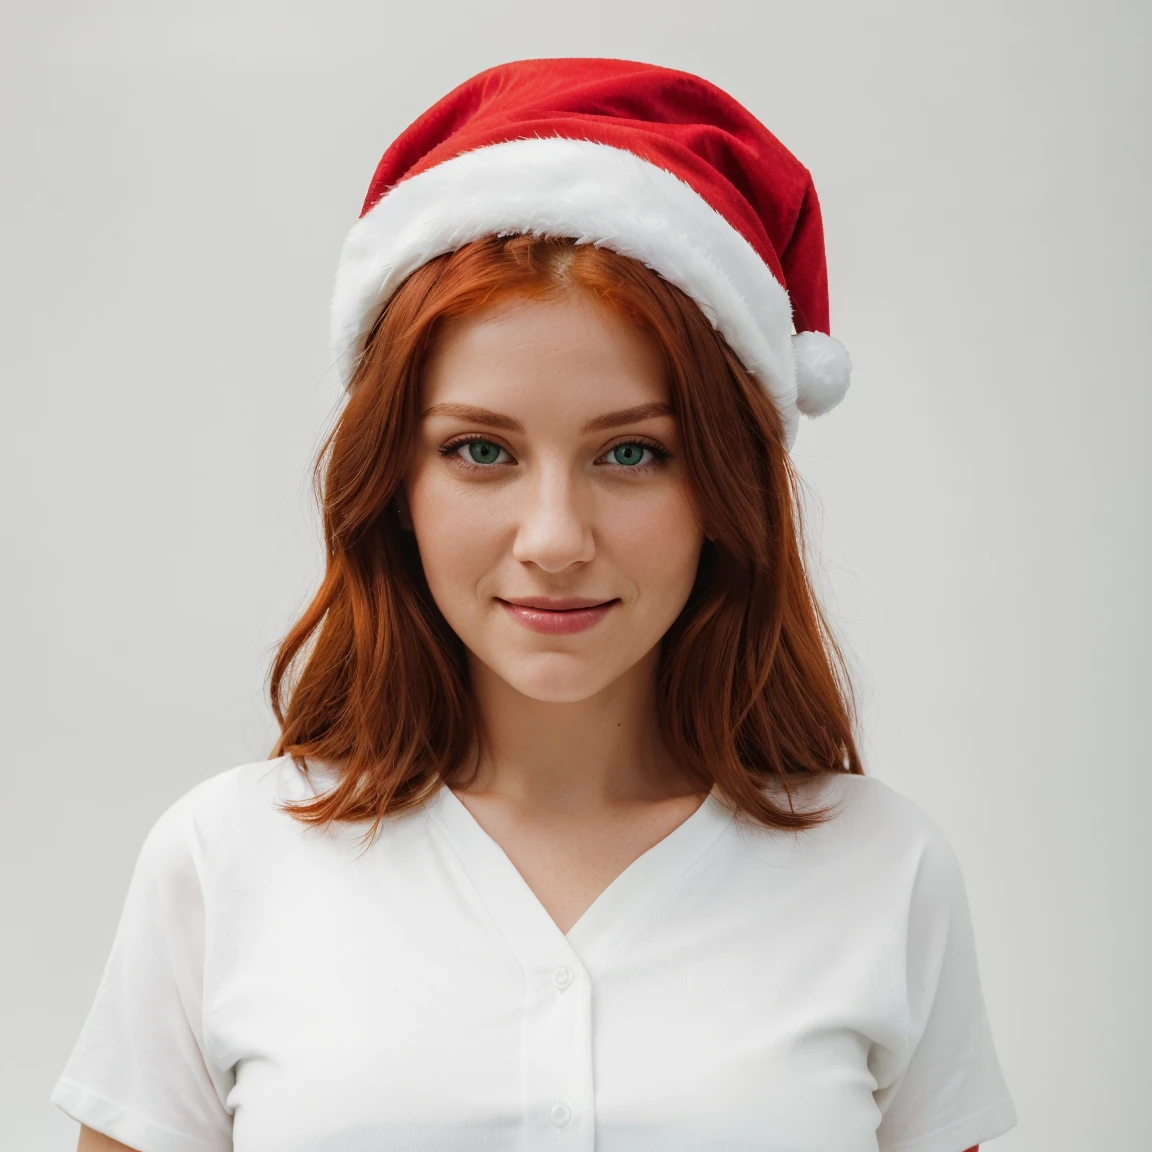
[403, 292, 705, 704]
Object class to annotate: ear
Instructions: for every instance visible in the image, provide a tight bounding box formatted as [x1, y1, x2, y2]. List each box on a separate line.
[393, 486, 414, 532]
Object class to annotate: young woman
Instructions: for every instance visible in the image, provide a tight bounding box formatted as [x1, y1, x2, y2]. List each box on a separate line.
[54, 59, 1016, 1152]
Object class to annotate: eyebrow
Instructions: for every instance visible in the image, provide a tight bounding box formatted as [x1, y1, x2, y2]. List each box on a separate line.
[581, 401, 675, 433]
[420, 401, 675, 434]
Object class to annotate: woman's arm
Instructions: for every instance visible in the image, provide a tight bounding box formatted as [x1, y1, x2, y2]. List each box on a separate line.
[77, 1124, 139, 1152]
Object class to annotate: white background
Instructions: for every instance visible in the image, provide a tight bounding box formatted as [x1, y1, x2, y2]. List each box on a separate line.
[3, 1, 1149, 1148]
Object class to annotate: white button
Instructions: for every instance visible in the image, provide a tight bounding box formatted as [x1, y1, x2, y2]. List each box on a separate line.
[549, 1102, 572, 1129]
[550, 965, 574, 990]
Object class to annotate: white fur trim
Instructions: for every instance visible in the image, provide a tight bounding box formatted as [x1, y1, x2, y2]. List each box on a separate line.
[792, 331, 852, 417]
[331, 138, 803, 446]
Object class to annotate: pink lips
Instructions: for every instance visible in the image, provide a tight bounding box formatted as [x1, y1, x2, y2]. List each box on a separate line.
[497, 596, 619, 635]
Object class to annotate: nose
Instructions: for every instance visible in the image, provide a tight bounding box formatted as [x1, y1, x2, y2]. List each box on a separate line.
[510, 463, 595, 572]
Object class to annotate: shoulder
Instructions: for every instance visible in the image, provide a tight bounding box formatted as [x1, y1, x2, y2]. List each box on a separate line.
[135, 755, 322, 879]
[817, 772, 954, 842]
[758, 771, 967, 895]
[769, 770, 951, 842]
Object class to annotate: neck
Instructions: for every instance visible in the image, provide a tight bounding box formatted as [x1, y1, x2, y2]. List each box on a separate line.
[459, 648, 692, 813]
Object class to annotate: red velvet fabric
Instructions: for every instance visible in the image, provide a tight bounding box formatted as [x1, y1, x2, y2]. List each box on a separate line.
[358, 57, 832, 335]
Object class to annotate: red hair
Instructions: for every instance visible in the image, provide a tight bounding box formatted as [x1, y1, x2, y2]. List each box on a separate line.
[270, 235, 861, 838]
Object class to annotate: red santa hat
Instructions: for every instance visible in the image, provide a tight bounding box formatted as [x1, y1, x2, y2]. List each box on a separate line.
[331, 57, 852, 450]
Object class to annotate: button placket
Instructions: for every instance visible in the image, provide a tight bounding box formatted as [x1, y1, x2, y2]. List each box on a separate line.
[427, 780, 733, 1152]
[522, 957, 594, 1149]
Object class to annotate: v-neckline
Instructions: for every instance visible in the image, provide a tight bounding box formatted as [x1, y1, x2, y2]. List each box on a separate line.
[426, 781, 734, 974]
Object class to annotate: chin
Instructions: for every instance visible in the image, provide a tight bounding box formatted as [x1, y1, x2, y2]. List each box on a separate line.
[491, 651, 622, 704]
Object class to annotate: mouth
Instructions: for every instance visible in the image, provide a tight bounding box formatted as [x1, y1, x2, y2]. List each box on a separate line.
[496, 596, 620, 635]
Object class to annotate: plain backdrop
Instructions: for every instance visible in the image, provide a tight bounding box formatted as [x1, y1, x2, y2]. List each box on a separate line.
[2, 1, 1149, 1148]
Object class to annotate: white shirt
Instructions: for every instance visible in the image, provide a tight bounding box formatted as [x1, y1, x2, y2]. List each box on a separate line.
[52, 757, 1017, 1152]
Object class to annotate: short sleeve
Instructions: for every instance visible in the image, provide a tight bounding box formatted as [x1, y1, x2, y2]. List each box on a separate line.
[50, 795, 235, 1152]
[872, 818, 1018, 1152]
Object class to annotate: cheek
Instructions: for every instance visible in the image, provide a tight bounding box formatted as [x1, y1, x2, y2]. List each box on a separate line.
[406, 470, 509, 602]
[600, 484, 704, 600]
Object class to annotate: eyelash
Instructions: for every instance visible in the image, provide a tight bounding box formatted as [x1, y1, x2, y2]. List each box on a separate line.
[439, 435, 672, 473]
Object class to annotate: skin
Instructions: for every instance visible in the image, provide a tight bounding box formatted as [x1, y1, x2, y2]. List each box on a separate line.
[77, 1130, 131, 1151]
[73, 293, 980, 1152]
[402, 292, 712, 935]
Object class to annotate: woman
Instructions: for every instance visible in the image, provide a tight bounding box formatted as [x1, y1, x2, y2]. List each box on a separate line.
[53, 59, 1016, 1152]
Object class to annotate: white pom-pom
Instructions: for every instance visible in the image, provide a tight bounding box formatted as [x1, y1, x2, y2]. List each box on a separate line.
[792, 331, 852, 417]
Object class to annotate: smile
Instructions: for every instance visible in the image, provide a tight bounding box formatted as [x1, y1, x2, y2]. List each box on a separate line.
[496, 597, 620, 635]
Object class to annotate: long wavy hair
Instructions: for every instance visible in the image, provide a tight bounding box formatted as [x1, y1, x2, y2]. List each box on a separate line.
[270, 234, 861, 841]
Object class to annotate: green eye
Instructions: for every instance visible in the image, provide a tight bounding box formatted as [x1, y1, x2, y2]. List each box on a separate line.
[466, 440, 502, 464]
[611, 443, 647, 466]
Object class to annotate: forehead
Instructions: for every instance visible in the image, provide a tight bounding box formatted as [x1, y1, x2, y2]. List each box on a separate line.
[420, 293, 669, 417]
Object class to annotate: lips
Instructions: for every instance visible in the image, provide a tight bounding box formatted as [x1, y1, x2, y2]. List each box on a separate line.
[496, 596, 619, 635]
[502, 596, 612, 610]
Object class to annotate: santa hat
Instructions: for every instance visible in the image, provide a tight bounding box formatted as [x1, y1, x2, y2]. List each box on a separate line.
[331, 57, 852, 450]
